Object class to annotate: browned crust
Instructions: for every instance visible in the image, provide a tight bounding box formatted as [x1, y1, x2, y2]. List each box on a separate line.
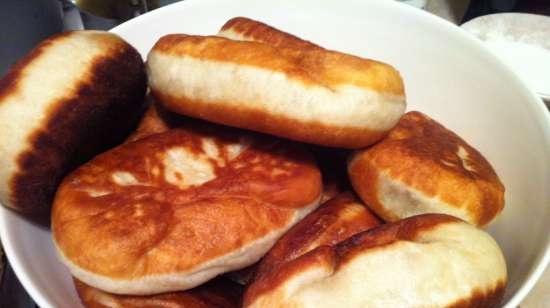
[348, 111, 505, 226]
[1, 31, 147, 213]
[245, 214, 505, 308]
[220, 17, 319, 50]
[152, 90, 387, 149]
[444, 279, 506, 308]
[243, 245, 337, 307]
[253, 192, 381, 281]
[52, 128, 321, 279]
[333, 213, 459, 262]
[74, 277, 243, 308]
[127, 96, 281, 144]
[244, 214, 461, 306]
[152, 34, 404, 96]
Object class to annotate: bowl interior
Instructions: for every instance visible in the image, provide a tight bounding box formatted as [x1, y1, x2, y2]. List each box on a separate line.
[1, 0, 549, 307]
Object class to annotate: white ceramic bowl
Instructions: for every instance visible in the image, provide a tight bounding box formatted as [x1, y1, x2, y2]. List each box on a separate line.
[1, 0, 549, 307]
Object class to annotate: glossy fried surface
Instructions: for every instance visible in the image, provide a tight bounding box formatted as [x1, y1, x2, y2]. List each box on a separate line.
[349, 111, 505, 226]
[53, 125, 322, 294]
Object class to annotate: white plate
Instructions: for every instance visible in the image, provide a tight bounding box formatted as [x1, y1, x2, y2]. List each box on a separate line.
[1, 1, 550, 307]
[461, 13, 550, 105]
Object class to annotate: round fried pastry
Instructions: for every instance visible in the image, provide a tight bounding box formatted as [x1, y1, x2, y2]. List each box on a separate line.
[348, 111, 505, 226]
[0, 30, 147, 213]
[244, 214, 507, 308]
[52, 128, 322, 295]
[147, 31, 405, 149]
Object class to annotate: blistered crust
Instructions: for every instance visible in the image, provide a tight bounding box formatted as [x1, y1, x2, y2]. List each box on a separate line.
[0, 30, 147, 213]
[52, 127, 322, 294]
[348, 111, 505, 226]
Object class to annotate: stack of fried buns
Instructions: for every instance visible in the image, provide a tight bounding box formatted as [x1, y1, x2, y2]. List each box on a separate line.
[0, 17, 507, 308]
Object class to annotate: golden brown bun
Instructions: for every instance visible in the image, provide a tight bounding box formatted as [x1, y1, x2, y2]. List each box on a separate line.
[74, 277, 242, 308]
[52, 124, 322, 295]
[244, 214, 507, 308]
[253, 192, 381, 281]
[147, 26, 405, 149]
[348, 111, 505, 226]
[0, 30, 147, 214]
